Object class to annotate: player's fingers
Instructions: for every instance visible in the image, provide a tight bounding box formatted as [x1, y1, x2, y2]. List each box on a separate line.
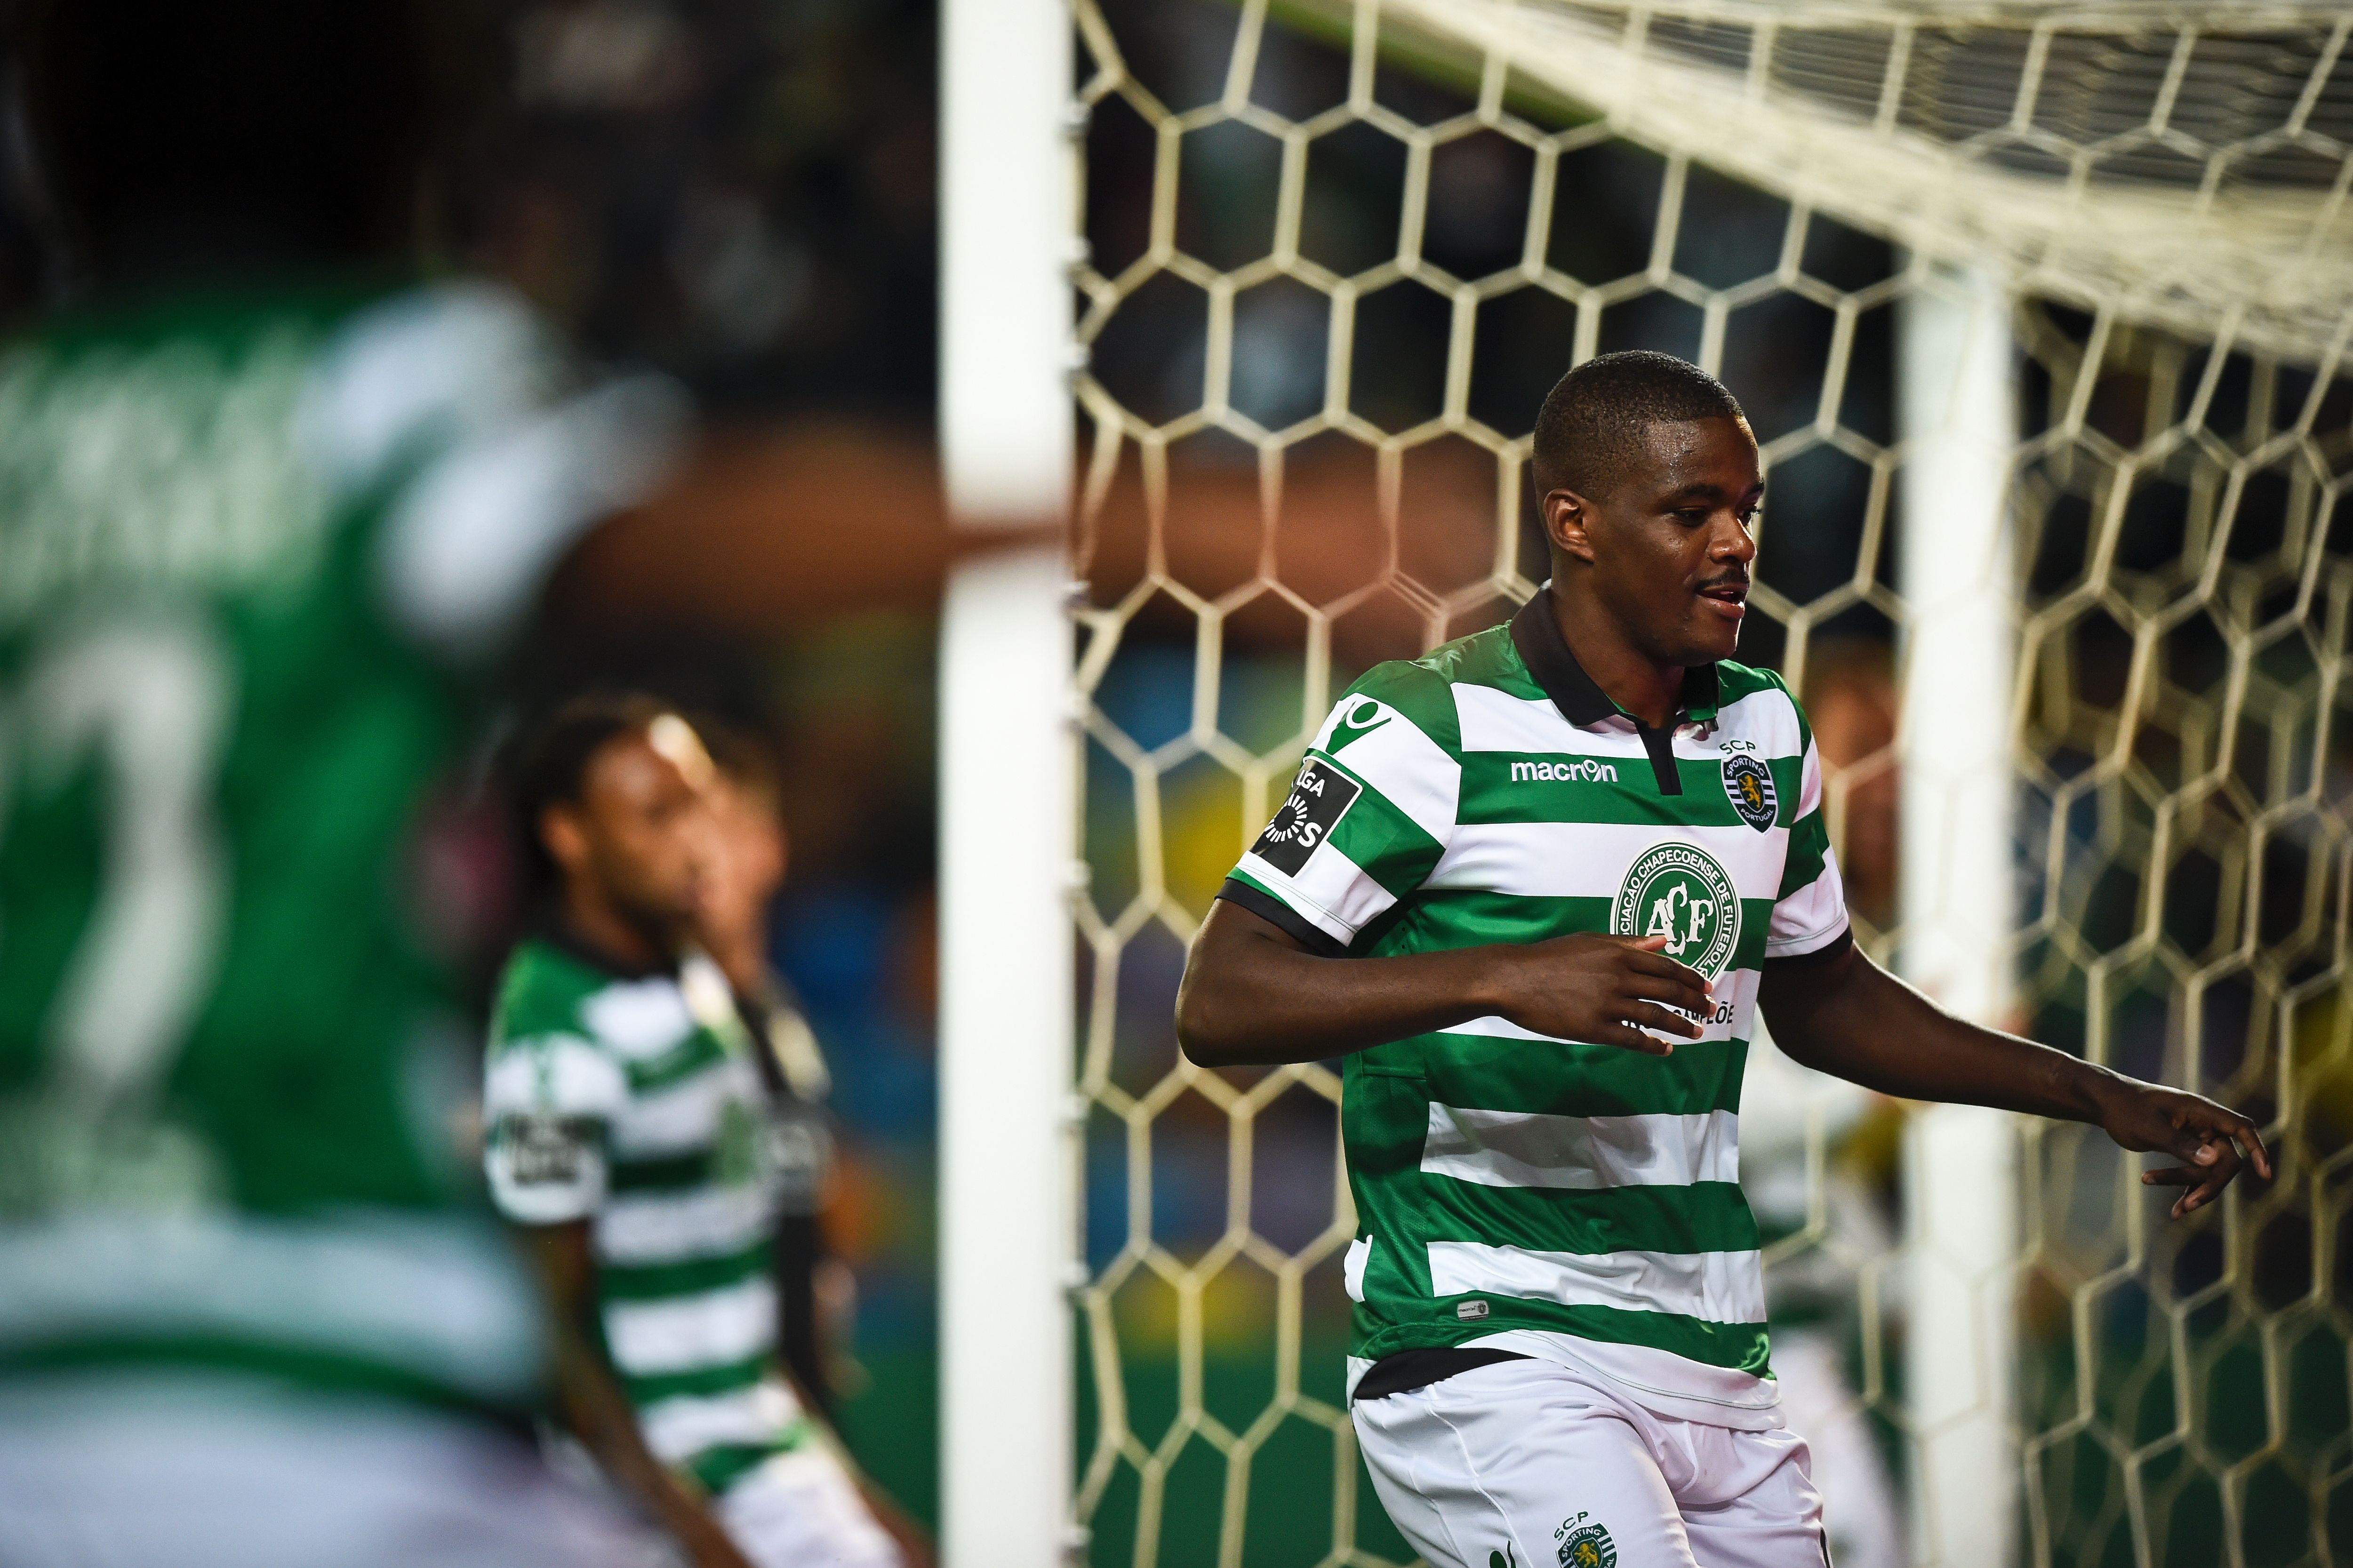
[2204, 1110, 2273, 1181]
[2142, 1164, 2232, 1218]
[2175, 1173, 2231, 1219]
[1623, 947, 1714, 998]
[1619, 1000, 1705, 1041]
[1608, 935, 1673, 954]
[1596, 1020, 1674, 1057]
[1623, 968, 1712, 1016]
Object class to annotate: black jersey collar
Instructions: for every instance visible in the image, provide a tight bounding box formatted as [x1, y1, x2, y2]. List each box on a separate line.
[1507, 586, 1721, 730]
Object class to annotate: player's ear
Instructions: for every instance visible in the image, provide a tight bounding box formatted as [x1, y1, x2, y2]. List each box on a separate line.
[540, 802, 591, 876]
[1544, 488, 1599, 566]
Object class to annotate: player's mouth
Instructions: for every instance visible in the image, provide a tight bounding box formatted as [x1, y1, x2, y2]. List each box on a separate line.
[1695, 579, 1748, 620]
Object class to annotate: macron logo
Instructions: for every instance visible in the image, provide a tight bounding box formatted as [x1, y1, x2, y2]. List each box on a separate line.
[1510, 758, 1618, 784]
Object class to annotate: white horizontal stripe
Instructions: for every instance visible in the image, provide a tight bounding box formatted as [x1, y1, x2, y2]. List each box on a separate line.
[580, 977, 698, 1060]
[608, 1056, 761, 1159]
[637, 1378, 802, 1462]
[1427, 1240, 1765, 1324]
[0, 1212, 543, 1400]
[1453, 684, 1643, 755]
[1312, 696, 1460, 844]
[1450, 681, 1801, 760]
[1422, 1105, 1739, 1189]
[482, 1033, 626, 1120]
[1767, 856, 1849, 957]
[1236, 848, 1397, 945]
[1427, 820, 1788, 900]
[1438, 967, 1761, 1047]
[1712, 688, 1802, 756]
[1796, 739, 1824, 817]
[597, 1183, 771, 1266]
[604, 1275, 776, 1377]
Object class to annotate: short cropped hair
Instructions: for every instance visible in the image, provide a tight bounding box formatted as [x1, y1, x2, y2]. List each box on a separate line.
[505, 694, 680, 893]
[1531, 351, 1747, 499]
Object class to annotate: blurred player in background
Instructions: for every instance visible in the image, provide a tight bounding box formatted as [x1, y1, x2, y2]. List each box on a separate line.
[0, 2, 683, 1563]
[486, 697, 905, 1568]
[696, 720, 848, 1415]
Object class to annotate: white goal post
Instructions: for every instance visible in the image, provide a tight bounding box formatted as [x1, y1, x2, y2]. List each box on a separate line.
[937, 0, 1077, 1565]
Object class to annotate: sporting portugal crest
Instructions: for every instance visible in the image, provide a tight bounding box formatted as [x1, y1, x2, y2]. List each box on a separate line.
[1721, 752, 1777, 832]
[1555, 1515, 1617, 1568]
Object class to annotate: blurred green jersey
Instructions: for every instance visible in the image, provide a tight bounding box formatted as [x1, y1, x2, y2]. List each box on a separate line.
[0, 282, 680, 1406]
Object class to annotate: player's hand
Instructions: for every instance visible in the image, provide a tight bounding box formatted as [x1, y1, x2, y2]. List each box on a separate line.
[1491, 933, 1713, 1056]
[2093, 1078, 2272, 1218]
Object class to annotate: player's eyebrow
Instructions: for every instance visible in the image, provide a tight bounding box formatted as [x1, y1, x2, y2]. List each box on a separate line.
[1661, 479, 1763, 504]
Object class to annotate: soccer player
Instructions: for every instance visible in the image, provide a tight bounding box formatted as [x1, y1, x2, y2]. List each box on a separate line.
[485, 697, 903, 1568]
[695, 722, 846, 1415]
[1174, 352, 2270, 1568]
[0, 5, 672, 1563]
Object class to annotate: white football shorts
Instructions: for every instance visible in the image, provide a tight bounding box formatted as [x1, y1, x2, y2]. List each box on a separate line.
[1352, 1356, 1831, 1568]
[719, 1444, 904, 1568]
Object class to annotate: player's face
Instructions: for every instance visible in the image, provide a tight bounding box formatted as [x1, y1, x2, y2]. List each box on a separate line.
[1573, 415, 1762, 666]
[572, 733, 713, 938]
[697, 776, 787, 944]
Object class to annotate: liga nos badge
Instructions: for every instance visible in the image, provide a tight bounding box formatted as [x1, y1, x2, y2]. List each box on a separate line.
[1721, 752, 1777, 832]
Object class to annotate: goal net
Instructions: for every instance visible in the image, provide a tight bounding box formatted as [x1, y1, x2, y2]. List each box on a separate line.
[1058, 3, 2352, 1566]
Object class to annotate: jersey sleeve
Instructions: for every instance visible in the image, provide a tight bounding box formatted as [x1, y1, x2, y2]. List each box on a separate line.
[1766, 700, 1853, 965]
[304, 282, 688, 660]
[1219, 665, 1461, 953]
[482, 1029, 629, 1225]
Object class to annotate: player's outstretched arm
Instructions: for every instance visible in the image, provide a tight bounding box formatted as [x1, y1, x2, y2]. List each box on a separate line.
[1758, 944, 2271, 1217]
[1176, 898, 1715, 1067]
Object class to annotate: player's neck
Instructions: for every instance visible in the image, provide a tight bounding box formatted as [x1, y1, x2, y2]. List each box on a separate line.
[556, 882, 677, 977]
[1545, 579, 1684, 730]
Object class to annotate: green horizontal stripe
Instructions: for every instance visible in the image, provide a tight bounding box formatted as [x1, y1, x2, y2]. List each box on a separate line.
[1348, 1036, 1749, 1120]
[1344, 664, 1467, 751]
[1353, 1297, 1773, 1375]
[1385, 1178, 1761, 1257]
[1311, 751, 1446, 899]
[622, 1351, 773, 1407]
[1780, 809, 1831, 898]
[608, 1150, 715, 1193]
[690, 1442, 782, 1495]
[1456, 753, 1801, 829]
[685, 1416, 818, 1494]
[1382, 889, 1774, 971]
[600, 1242, 769, 1303]
[623, 1032, 730, 1095]
[0, 1334, 533, 1417]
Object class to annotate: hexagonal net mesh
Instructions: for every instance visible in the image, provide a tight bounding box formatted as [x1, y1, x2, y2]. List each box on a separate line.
[1061, 3, 2353, 1566]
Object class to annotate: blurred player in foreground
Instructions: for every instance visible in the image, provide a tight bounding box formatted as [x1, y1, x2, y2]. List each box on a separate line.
[487, 698, 904, 1568]
[0, 3, 679, 1562]
[1176, 352, 2271, 1568]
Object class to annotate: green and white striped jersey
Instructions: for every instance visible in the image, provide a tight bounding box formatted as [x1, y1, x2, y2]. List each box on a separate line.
[484, 935, 815, 1492]
[1219, 592, 1850, 1429]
